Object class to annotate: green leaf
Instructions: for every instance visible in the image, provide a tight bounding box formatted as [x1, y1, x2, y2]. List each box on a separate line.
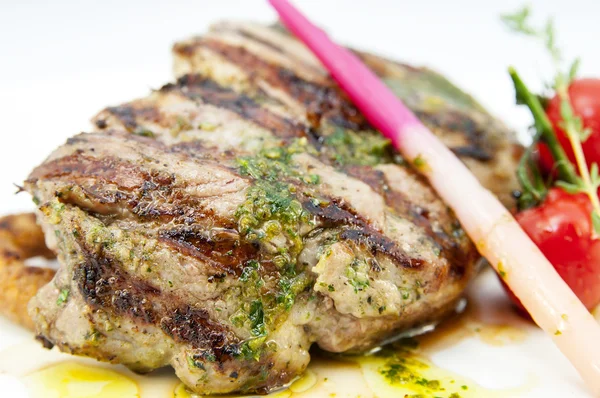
[592, 211, 600, 235]
[591, 163, 599, 178]
[544, 19, 561, 63]
[501, 6, 537, 35]
[559, 97, 575, 124]
[555, 180, 584, 194]
[590, 163, 600, 189]
[580, 127, 593, 142]
[569, 58, 581, 82]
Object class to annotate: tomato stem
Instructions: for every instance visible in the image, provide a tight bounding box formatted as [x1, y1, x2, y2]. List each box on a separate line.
[509, 67, 579, 185]
[556, 85, 600, 231]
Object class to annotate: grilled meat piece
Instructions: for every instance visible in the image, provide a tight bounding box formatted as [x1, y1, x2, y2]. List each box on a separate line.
[25, 22, 519, 395]
[173, 22, 522, 207]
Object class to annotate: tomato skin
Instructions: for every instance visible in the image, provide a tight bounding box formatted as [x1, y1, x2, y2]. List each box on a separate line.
[507, 188, 600, 312]
[538, 78, 600, 173]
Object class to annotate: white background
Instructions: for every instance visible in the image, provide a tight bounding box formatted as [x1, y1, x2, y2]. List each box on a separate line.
[1, 1, 600, 397]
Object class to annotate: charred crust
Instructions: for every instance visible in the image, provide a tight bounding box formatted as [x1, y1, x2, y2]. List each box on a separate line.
[343, 165, 387, 196]
[163, 75, 317, 143]
[65, 135, 91, 146]
[302, 199, 363, 228]
[75, 241, 240, 360]
[105, 106, 161, 133]
[28, 151, 225, 228]
[160, 306, 239, 361]
[158, 226, 258, 276]
[172, 42, 196, 57]
[199, 39, 369, 131]
[414, 110, 493, 162]
[95, 119, 108, 129]
[36, 335, 55, 349]
[75, 248, 160, 323]
[207, 273, 227, 283]
[229, 27, 284, 54]
[451, 145, 493, 161]
[383, 189, 461, 259]
[28, 154, 147, 190]
[341, 229, 424, 269]
[303, 199, 423, 269]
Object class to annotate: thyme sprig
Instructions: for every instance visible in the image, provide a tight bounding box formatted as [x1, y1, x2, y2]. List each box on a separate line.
[503, 6, 600, 232]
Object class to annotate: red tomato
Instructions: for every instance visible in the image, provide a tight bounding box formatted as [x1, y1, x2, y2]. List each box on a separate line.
[538, 78, 600, 173]
[505, 188, 600, 312]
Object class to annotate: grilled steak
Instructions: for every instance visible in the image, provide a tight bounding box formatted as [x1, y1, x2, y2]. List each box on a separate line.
[25, 22, 519, 395]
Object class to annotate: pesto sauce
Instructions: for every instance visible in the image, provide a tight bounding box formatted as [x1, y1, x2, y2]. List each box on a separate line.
[56, 288, 70, 306]
[235, 141, 312, 263]
[322, 127, 397, 166]
[231, 125, 404, 360]
[346, 258, 370, 293]
[369, 342, 469, 398]
[233, 140, 318, 361]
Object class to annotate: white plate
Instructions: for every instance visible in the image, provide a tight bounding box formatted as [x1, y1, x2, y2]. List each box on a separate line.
[1, 1, 599, 397]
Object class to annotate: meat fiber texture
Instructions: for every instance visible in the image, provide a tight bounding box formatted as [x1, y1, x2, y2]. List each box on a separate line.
[24, 22, 520, 394]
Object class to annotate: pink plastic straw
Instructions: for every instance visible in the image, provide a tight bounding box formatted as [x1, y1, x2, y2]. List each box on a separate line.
[268, 0, 600, 394]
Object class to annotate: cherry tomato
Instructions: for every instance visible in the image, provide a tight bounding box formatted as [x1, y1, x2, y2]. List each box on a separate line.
[505, 188, 600, 312]
[538, 78, 600, 173]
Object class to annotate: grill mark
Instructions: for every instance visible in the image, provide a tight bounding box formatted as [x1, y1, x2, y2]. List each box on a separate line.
[302, 198, 422, 269]
[192, 37, 497, 162]
[341, 164, 470, 271]
[158, 226, 258, 276]
[31, 143, 253, 273]
[230, 27, 285, 54]
[173, 41, 199, 58]
[60, 184, 133, 216]
[75, 247, 161, 324]
[162, 75, 319, 143]
[30, 148, 239, 232]
[168, 141, 246, 166]
[413, 109, 493, 161]
[40, 133, 468, 282]
[352, 51, 390, 77]
[75, 241, 240, 360]
[451, 145, 493, 161]
[161, 306, 240, 361]
[105, 106, 162, 133]
[95, 119, 108, 129]
[383, 188, 470, 277]
[340, 229, 424, 269]
[200, 39, 370, 131]
[344, 165, 472, 276]
[343, 165, 387, 197]
[28, 153, 148, 190]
